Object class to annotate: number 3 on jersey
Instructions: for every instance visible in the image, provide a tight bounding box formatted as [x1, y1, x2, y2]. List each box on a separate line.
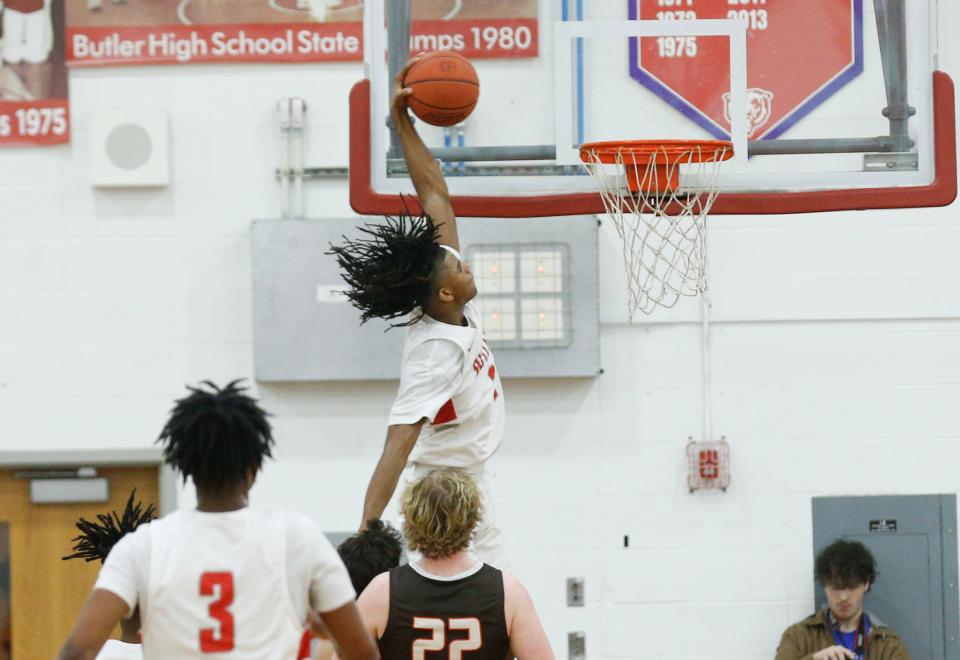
[412, 617, 482, 659]
[199, 571, 235, 652]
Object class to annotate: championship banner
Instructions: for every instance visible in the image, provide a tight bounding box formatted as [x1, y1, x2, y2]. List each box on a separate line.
[66, 0, 538, 67]
[631, 0, 862, 140]
[1, 0, 71, 146]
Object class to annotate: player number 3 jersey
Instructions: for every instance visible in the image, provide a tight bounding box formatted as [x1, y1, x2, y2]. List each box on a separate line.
[94, 508, 355, 659]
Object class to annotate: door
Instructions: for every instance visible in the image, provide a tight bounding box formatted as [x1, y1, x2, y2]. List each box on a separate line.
[0, 466, 160, 659]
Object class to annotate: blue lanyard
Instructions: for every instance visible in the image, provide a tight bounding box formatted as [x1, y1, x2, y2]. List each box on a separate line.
[828, 610, 869, 659]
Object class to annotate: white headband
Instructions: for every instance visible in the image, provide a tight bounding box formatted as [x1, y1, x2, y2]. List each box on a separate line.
[439, 245, 460, 259]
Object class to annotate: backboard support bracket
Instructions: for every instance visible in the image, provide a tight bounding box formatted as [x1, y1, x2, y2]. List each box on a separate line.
[863, 152, 919, 172]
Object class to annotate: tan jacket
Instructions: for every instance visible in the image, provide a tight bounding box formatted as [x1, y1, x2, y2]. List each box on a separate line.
[775, 609, 910, 660]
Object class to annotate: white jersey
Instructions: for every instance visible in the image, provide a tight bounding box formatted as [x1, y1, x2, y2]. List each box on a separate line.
[95, 508, 355, 660]
[95, 640, 142, 660]
[389, 294, 505, 467]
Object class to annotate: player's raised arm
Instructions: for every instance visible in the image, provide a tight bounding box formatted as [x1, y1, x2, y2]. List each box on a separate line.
[360, 420, 424, 528]
[391, 56, 458, 251]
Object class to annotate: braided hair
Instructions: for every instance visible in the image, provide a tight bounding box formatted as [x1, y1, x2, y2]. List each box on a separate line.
[62, 489, 158, 563]
[328, 214, 446, 327]
[157, 379, 274, 494]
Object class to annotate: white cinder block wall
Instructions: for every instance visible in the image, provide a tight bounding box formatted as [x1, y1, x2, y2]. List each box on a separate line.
[2, 6, 959, 659]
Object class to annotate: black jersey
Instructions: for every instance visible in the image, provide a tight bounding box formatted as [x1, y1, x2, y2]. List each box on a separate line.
[378, 562, 510, 660]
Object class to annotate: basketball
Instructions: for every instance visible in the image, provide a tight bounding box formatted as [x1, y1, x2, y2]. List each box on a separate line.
[403, 51, 479, 127]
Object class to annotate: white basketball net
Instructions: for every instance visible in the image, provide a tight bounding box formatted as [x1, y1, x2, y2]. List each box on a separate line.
[581, 145, 730, 321]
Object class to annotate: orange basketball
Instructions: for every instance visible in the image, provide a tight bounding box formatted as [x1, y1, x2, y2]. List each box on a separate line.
[403, 51, 479, 127]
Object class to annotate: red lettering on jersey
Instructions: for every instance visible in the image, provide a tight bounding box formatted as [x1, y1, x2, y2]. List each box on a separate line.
[473, 338, 492, 374]
[493, 390, 498, 401]
[487, 365, 496, 380]
[199, 571, 235, 652]
[297, 628, 312, 659]
[433, 399, 457, 425]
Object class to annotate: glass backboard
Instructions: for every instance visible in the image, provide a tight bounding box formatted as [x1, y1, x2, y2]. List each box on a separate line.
[353, 0, 955, 216]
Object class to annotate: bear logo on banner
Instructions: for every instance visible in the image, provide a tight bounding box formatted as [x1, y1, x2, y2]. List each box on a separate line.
[723, 88, 774, 138]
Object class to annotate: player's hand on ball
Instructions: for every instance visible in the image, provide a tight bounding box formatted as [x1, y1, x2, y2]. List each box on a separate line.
[391, 55, 423, 116]
[813, 646, 856, 660]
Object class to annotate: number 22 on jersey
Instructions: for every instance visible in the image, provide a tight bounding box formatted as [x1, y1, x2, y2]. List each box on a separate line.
[412, 617, 482, 659]
[199, 571, 235, 652]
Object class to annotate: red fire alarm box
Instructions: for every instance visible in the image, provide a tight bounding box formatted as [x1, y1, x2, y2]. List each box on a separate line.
[687, 438, 731, 492]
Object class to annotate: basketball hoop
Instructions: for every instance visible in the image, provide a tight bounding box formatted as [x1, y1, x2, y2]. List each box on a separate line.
[579, 140, 733, 320]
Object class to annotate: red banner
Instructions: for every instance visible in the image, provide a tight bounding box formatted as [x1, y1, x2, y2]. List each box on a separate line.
[66, 18, 537, 66]
[0, 0, 71, 147]
[64, 0, 538, 66]
[631, 0, 862, 140]
[68, 23, 361, 65]
[0, 99, 70, 146]
[412, 19, 538, 60]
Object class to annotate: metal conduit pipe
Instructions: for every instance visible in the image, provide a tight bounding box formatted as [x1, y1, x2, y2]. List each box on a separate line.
[421, 136, 908, 163]
[745, 136, 909, 155]
[874, 0, 916, 152]
[291, 130, 912, 180]
[386, 0, 412, 159]
[293, 131, 912, 180]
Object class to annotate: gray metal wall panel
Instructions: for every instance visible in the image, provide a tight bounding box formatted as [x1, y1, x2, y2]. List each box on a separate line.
[940, 496, 960, 660]
[252, 218, 404, 381]
[462, 217, 600, 378]
[812, 494, 959, 660]
[251, 217, 600, 381]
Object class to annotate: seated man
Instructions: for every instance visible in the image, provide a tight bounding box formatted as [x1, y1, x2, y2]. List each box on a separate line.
[775, 539, 909, 660]
[353, 467, 554, 659]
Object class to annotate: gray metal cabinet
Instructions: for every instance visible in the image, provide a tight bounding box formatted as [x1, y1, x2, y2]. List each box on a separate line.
[812, 494, 959, 660]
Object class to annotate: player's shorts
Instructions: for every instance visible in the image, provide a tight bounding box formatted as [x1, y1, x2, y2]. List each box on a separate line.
[2, 8, 50, 64]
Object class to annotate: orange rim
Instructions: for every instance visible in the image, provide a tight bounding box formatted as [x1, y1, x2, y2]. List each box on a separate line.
[579, 139, 734, 165]
[579, 139, 733, 194]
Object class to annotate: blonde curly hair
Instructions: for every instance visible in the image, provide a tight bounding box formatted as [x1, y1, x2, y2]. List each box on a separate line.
[401, 468, 483, 559]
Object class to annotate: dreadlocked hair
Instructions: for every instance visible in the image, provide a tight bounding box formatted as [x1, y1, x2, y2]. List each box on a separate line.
[157, 379, 274, 493]
[62, 488, 158, 563]
[328, 213, 446, 327]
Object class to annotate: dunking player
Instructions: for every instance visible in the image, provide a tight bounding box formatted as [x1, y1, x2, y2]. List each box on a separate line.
[58, 380, 378, 660]
[355, 468, 553, 659]
[62, 489, 158, 660]
[330, 56, 507, 568]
